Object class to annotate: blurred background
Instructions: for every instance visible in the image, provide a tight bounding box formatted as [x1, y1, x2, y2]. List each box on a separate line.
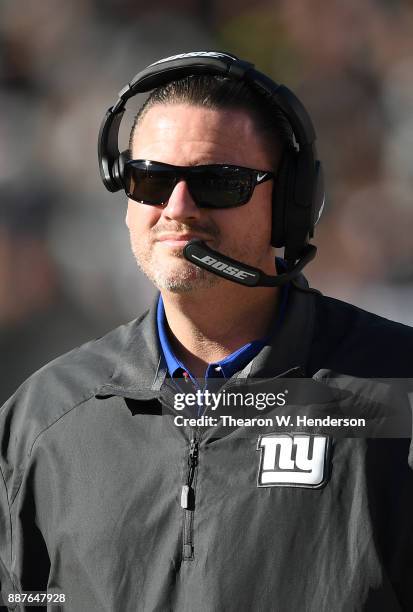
[1, 0, 412, 402]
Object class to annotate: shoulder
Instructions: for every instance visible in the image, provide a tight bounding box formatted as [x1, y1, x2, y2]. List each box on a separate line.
[309, 293, 413, 377]
[0, 310, 151, 459]
[17, 309, 150, 399]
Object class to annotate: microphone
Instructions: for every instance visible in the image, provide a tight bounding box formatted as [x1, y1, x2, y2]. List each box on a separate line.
[183, 239, 316, 287]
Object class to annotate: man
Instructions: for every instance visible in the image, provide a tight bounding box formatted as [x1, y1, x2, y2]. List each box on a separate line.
[1, 52, 413, 611]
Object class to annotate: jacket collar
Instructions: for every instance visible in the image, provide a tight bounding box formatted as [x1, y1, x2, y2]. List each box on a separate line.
[97, 302, 168, 399]
[244, 275, 319, 379]
[97, 275, 319, 398]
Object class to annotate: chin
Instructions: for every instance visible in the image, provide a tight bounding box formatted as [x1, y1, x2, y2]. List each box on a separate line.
[155, 273, 220, 293]
[133, 250, 221, 293]
[150, 263, 221, 293]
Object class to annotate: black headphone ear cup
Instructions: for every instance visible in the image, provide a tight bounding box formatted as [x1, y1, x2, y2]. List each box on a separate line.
[271, 149, 297, 248]
[111, 150, 130, 189]
[118, 150, 130, 183]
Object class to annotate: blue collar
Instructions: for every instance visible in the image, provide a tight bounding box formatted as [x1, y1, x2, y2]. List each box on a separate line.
[157, 259, 290, 382]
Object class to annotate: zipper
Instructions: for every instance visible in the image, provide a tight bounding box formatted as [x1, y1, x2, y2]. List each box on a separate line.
[177, 373, 300, 561]
[181, 435, 199, 560]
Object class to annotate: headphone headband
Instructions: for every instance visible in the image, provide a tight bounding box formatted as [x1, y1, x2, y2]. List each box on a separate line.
[122, 53, 252, 98]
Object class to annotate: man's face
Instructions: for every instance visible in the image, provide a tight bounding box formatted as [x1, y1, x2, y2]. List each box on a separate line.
[126, 104, 276, 293]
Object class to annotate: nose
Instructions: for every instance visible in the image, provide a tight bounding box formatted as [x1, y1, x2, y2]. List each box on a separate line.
[161, 180, 201, 221]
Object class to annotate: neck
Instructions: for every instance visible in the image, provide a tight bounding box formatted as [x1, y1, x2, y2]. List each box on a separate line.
[161, 281, 279, 377]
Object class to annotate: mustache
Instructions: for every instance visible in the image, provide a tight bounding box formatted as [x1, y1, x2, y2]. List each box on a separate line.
[151, 221, 220, 239]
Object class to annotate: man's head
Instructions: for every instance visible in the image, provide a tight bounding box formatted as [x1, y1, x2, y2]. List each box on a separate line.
[125, 75, 293, 293]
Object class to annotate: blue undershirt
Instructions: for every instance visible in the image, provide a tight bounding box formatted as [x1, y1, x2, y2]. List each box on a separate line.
[157, 259, 290, 385]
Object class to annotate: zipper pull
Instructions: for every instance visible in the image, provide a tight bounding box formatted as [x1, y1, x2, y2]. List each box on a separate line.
[181, 485, 190, 509]
[181, 438, 199, 509]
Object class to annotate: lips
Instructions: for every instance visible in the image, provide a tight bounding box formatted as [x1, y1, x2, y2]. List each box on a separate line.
[156, 234, 211, 245]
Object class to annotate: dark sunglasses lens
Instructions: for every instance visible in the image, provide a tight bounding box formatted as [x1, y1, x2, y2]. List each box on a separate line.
[188, 169, 253, 208]
[124, 164, 175, 205]
[124, 163, 255, 208]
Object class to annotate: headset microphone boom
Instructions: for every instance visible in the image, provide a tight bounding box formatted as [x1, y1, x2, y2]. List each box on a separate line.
[183, 239, 316, 287]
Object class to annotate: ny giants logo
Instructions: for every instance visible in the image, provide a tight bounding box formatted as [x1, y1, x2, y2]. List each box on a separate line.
[256, 433, 330, 488]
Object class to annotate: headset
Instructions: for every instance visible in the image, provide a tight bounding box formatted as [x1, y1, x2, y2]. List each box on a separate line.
[98, 51, 325, 287]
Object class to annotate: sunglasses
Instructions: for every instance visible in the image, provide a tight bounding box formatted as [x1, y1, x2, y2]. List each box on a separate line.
[123, 160, 274, 209]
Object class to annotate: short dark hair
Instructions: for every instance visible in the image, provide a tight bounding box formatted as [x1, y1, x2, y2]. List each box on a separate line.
[128, 75, 294, 168]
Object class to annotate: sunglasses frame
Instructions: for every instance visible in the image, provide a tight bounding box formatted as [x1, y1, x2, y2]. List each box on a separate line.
[123, 159, 274, 209]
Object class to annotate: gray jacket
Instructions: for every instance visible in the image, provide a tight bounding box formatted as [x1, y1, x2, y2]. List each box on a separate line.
[1, 278, 413, 611]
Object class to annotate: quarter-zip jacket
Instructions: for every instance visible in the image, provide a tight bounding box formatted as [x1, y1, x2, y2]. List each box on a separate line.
[1, 276, 413, 611]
